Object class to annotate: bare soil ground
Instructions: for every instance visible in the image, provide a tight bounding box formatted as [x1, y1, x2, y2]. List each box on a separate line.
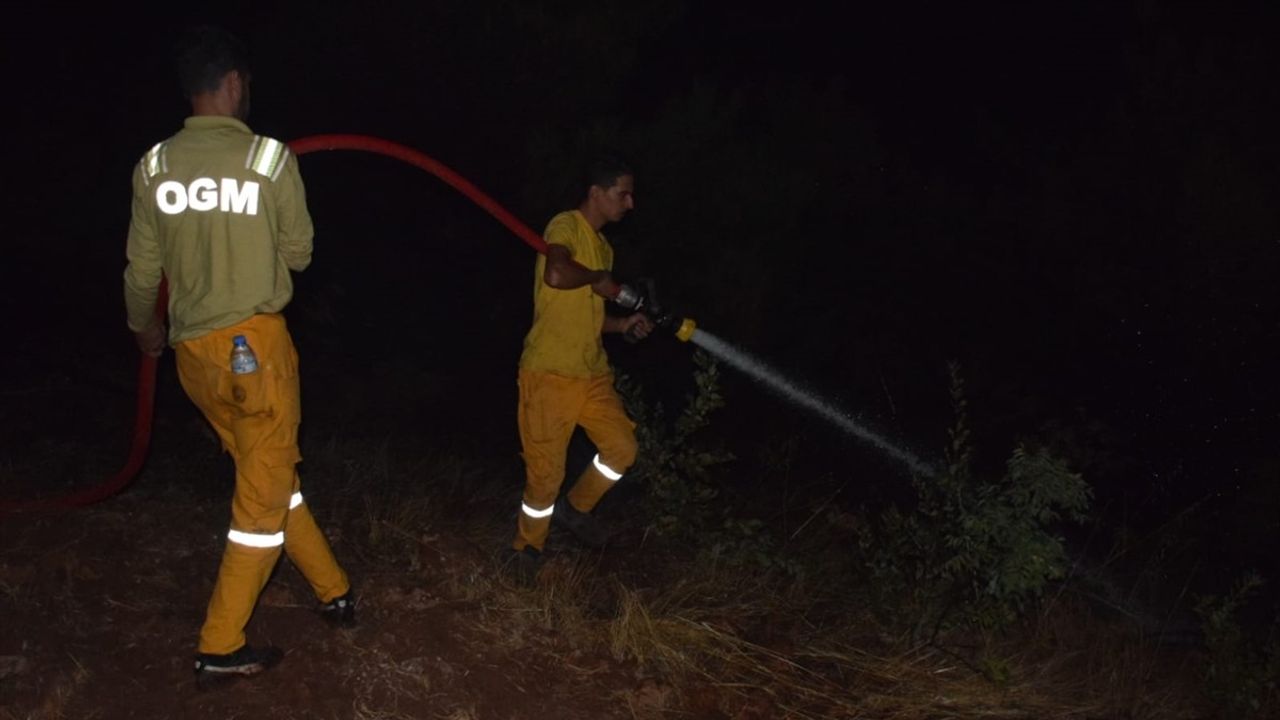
[0, 493, 651, 719]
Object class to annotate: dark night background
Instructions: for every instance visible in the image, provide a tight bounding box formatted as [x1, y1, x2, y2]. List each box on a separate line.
[6, 1, 1280, 611]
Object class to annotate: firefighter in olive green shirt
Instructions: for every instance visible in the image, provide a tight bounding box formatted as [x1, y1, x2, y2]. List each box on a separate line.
[122, 26, 353, 681]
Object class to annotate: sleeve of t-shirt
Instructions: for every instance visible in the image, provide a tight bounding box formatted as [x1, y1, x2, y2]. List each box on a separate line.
[543, 213, 585, 259]
[274, 151, 314, 272]
[123, 162, 163, 332]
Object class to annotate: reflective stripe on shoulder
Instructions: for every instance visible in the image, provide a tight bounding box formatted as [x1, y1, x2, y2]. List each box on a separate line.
[245, 136, 289, 182]
[141, 141, 168, 186]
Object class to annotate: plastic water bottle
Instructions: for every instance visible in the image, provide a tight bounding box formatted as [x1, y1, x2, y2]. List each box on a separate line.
[230, 335, 259, 375]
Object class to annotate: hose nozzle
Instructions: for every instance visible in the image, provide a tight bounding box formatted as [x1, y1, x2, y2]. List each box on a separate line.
[614, 278, 695, 343]
[674, 317, 697, 342]
[611, 283, 644, 311]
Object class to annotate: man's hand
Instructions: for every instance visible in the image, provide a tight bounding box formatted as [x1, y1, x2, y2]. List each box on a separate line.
[620, 313, 655, 342]
[134, 323, 166, 357]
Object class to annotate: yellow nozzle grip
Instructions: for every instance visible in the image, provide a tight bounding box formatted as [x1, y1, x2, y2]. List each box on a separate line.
[675, 317, 697, 343]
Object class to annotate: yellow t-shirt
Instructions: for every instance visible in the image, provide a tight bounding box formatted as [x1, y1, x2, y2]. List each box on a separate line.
[518, 210, 614, 377]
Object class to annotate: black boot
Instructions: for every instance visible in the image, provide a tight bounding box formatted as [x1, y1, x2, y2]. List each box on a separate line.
[320, 591, 357, 629]
[553, 498, 610, 548]
[194, 644, 284, 687]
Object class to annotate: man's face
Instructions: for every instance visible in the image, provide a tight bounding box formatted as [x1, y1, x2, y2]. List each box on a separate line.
[595, 174, 635, 223]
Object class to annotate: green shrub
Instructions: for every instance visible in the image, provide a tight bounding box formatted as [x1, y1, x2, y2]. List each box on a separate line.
[861, 363, 1093, 638]
[1195, 573, 1280, 718]
[616, 350, 734, 539]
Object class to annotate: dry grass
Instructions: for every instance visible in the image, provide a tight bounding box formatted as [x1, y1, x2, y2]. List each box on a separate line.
[594, 561, 1211, 719]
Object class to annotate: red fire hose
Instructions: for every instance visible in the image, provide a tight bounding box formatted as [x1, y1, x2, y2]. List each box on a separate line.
[290, 135, 548, 254]
[1, 135, 548, 512]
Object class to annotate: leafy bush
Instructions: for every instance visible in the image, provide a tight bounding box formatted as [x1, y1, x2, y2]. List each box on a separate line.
[616, 350, 734, 539]
[860, 363, 1093, 638]
[1195, 573, 1280, 718]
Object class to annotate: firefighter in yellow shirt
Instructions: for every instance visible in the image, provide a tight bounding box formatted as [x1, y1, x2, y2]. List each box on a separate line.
[509, 156, 655, 584]
[123, 26, 353, 680]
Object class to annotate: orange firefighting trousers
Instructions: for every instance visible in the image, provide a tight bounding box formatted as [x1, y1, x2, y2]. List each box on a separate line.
[175, 313, 349, 655]
[514, 369, 638, 551]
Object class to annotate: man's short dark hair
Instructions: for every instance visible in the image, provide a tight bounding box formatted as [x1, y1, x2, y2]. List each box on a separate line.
[582, 155, 633, 196]
[174, 25, 251, 98]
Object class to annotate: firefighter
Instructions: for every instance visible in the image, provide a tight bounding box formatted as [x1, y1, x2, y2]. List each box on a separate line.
[508, 156, 655, 584]
[123, 26, 354, 679]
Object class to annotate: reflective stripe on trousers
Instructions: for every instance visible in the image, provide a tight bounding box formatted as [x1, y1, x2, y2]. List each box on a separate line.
[225, 493, 304, 547]
[592, 453, 623, 480]
[227, 529, 285, 548]
[521, 502, 554, 518]
[516, 454, 623, 522]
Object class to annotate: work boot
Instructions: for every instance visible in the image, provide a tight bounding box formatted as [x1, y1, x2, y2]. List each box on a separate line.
[320, 591, 357, 629]
[504, 546, 542, 587]
[554, 497, 610, 548]
[194, 644, 283, 687]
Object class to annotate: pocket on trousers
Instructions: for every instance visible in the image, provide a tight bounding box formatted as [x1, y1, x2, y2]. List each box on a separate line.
[220, 368, 273, 418]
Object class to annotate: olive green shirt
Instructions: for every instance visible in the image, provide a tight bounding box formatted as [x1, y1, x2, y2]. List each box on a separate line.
[519, 210, 614, 377]
[123, 116, 313, 344]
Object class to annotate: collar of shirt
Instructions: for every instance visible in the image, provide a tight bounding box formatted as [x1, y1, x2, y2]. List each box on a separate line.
[182, 115, 254, 134]
[571, 209, 606, 243]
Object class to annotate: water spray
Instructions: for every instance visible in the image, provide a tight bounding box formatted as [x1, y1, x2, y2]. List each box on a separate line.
[687, 329, 938, 478]
[615, 278, 937, 478]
